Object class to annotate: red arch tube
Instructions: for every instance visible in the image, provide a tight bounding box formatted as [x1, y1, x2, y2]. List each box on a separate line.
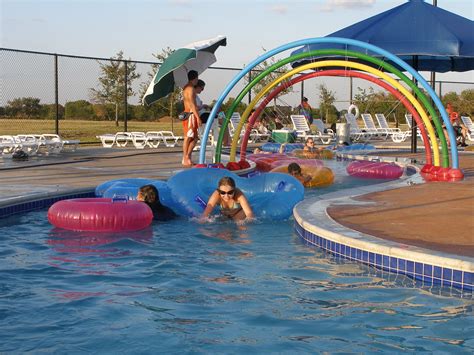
[240, 70, 432, 165]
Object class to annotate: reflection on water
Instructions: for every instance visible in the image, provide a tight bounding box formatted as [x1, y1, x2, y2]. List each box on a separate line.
[0, 210, 472, 353]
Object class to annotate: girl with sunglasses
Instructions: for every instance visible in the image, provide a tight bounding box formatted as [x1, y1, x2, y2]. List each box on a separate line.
[201, 176, 254, 222]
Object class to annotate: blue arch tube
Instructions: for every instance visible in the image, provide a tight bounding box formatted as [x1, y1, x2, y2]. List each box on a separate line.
[198, 37, 458, 169]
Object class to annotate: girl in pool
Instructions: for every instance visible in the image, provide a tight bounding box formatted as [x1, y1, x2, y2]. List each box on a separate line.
[201, 176, 254, 222]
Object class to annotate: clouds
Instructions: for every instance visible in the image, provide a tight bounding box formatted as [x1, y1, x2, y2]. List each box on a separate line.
[321, 0, 376, 12]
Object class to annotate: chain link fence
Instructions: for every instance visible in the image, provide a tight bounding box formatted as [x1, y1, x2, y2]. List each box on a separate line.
[1, 48, 472, 144]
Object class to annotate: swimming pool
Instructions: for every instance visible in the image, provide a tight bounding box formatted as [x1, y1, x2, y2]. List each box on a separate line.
[0, 163, 473, 352]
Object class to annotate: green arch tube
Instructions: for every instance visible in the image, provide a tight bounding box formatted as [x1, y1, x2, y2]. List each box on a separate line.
[215, 49, 448, 167]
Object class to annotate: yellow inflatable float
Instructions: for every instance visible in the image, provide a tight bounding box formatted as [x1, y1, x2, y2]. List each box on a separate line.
[291, 149, 334, 160]
[271, 164, 335, 188]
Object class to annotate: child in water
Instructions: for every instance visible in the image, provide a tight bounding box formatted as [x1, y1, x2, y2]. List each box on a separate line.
[201, 176, 254, 222]
[288, 162, 312, 186]
[137, 184, 176, 221]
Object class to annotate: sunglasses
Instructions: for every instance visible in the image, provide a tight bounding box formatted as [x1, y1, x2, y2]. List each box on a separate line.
[218, 189, 235, 196]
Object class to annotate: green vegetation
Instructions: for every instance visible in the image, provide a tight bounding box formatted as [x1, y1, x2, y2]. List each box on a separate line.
[0, 118, 183, 144]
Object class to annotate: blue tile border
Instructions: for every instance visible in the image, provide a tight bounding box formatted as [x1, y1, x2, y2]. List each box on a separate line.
[0, 190, 95, 219]
[294, 219, 473, 294]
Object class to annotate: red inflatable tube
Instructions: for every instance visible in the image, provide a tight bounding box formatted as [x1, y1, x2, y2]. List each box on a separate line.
[347, 161, 404, 179]
[48, 198, 153, 232]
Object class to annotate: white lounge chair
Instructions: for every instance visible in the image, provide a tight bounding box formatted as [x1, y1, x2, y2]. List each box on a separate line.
[0, 135, 21, 155]
[404, 114, 424, 142]
[360, 113, 389, 139]
[12, 135, 41, 155]
[343, 113, 377, 142]
[313, 118, 335, 144]
[460, 116, 474, 142]
[147, 131, 181, 148]
[96, 134, 117, 148]
[229, 112, 263, 143]
[291, 115, 333, 144]
[374, 114, 407, 143]
[42, 134, 80, 152]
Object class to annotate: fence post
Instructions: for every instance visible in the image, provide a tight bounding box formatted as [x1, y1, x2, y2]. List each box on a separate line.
[54, 54, 59, 135]
[124, 60, 128, 132]
[247, 70, 252, 104]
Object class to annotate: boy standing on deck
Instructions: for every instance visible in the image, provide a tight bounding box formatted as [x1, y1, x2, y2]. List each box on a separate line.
[181, 70, 201, 167]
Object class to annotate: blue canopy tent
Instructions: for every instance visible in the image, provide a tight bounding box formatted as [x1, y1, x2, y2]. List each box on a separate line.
[291, 0, 474, 72]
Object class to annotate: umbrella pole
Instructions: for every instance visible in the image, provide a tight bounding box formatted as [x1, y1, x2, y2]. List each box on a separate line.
[411, 56, 418, 154]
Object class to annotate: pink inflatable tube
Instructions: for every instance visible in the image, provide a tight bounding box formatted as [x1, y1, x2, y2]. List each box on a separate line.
[347, 161, 404, 179]
[48, 198, 153, 232]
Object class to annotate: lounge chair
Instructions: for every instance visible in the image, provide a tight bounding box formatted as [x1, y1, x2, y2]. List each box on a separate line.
[146, 131, 181, 148]
[12, 135, 41, 155]
[460, 116, 474, 142]
[42, 134, 80, 152]
[0, 135, 21, 155]
[313, 118, 335, 144]
[360, 113, 389, 139]
[343, 113, 377, 142]
[96, 134, 117, 148]
[291, 115, 333, 144]
[404, 114, 424, 142]
[228, 113, 244, 143]
[374, 113, 407, 143]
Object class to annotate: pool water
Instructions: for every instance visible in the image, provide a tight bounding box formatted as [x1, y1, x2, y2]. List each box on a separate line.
[0, 162, 472, 353]
[1, 213, 473, 352]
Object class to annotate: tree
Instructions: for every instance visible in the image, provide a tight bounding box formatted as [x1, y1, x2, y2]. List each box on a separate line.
[5, 97, 42, 118]
[90, 51, 140, 126]
[243, 48, 293, 109]
[318, 84, 337, 124]
[442, 89, 474, 116]
[65, 100, 95, 120]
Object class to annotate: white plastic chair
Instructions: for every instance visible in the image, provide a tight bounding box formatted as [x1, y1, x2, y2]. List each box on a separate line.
[374, 113, 409, 143]
[291, 115, 333, 144]
[343, 113, 376, 142]
[360, 113, 389, 139]
[313, 118, 335, 144]
[96, 134, 117, 148]
[460, 116, 474, 142]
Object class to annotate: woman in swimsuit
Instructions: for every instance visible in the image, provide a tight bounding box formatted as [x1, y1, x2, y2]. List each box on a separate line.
[201, 176, 254, 222]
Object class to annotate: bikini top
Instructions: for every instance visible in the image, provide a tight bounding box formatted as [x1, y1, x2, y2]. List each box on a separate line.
[219, 201, 242, 218]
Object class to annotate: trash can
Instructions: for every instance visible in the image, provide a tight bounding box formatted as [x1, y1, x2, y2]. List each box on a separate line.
[336, 123, 351, 145]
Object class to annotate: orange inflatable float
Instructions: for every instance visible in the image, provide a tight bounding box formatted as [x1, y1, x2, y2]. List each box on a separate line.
[271, 164, 334, 188]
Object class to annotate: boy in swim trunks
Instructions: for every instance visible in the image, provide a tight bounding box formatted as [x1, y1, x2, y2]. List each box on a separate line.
[182, 70, 201, 167]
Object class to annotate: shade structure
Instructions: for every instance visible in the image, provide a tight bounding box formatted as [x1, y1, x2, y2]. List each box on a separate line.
[291, 0, 474, 73]
[142, 35, 227, 106]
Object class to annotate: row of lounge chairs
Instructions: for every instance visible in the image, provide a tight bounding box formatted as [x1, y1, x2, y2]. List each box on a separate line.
[95, 114, 474, 149]
[356, 113, 474, 144]
[96, 131, 182, 149]
[0, 134, 80, 157]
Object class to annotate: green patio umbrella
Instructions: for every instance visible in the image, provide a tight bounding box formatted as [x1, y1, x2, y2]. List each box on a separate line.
[142, 35, 227, 106]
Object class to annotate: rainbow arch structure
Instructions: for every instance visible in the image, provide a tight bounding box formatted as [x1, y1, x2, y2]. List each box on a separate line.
[198, 37, 463, 181]
[238, 70, 432, 163]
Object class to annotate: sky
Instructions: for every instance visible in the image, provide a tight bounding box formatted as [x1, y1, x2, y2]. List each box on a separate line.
[1, 0, 473, 108]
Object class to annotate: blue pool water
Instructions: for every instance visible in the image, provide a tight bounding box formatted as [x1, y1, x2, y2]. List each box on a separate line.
[0, 163, 472, 353]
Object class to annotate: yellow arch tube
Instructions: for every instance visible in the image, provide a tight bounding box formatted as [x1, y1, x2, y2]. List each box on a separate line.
[229, 60, 439, 165]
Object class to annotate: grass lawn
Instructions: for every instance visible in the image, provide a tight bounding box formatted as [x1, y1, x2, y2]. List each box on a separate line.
[0, 117, 184, 144]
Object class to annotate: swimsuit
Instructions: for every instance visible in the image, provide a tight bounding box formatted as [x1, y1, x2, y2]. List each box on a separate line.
[219, 201, 243, 219]
[182, 113, 198, 138]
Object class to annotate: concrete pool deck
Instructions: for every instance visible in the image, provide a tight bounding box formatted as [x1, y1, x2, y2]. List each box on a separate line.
[0, 145, 473, 260]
